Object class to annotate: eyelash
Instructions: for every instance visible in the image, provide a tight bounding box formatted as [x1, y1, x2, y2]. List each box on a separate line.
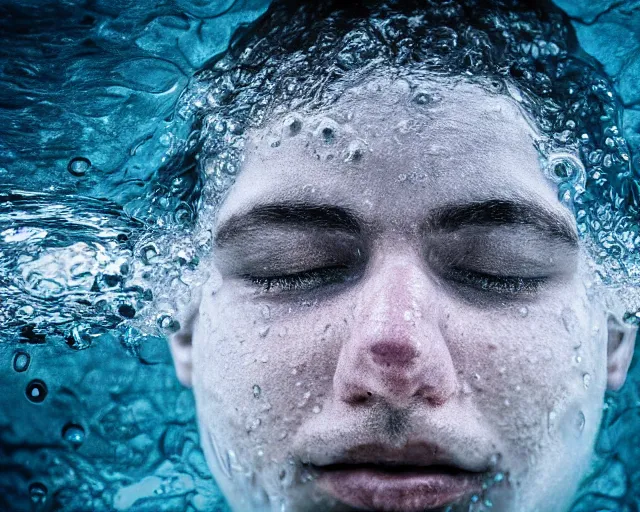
[246, 266, 352, 293]
[244, 265, 546, 297]
[446, 268, 547, 294]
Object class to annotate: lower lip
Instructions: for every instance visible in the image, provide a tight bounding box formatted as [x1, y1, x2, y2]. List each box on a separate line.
[315, 465, 483, 512]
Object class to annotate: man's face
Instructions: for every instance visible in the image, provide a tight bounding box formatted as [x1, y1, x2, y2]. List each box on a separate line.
[170, 77, 636, 512]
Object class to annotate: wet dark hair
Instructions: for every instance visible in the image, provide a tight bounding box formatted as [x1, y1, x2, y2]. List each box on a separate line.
[140, 0, 640, 330]
[153, 0, 638, 288]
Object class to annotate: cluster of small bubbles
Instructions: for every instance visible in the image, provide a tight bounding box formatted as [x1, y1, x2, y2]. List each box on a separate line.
[12, 351, 30, 372]
[62, 423, 86, 448]
[0, 190, 158, 347]
[26, 379, 48, 404]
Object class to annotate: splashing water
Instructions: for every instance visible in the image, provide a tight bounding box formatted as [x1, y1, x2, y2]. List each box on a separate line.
[1, 0, 640, 511]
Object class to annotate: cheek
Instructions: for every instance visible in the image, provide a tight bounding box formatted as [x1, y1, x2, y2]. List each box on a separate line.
[191, 291, 342, 455]
[441, 292, 603, 461]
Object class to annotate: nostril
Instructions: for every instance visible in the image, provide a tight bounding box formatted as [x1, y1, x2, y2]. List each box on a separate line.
[348, 390, 372, 405]
[370, 340, 419, 367]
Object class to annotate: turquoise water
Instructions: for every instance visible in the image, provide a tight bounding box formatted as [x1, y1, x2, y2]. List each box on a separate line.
[1, 1, 639, 511]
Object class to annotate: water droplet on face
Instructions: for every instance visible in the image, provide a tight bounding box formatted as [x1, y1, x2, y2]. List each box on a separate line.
[576, 411, 586, 432]
[13, 351, 30, 372]
[258, 326, 270, 338]
[283, 115, 302, 136]
[343, 140, 366, 162]
[252, 384, 261, 398]
[312, 405, 322, 414]
[62, 423, 85, 448]
[245, 417, 261, 432]
[29, 482, 47, 505]
[268, 136, 281, 148]
[67, 157, 91, 177]
[583, 373, 591, 389]
[518, 306, 528, 317]
[547, 410, 557, 434]
[26, 380, 47, 403]
[321, 127, 335, 143]
[297, 391, 311, 408]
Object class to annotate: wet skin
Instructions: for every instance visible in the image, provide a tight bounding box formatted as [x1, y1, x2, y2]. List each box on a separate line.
[170, 76, 637, 512]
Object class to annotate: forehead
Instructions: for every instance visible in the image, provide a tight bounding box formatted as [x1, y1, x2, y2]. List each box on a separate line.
[216, 77, 565, 226]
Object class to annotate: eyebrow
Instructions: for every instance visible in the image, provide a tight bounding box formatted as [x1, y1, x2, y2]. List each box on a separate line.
[427, 199, 578, 246]
[214, 198, 579, 247]
[214, 202, 361, 246]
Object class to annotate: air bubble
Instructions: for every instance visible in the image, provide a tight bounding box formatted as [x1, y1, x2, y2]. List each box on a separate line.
[157, 314, 180, 333]
[118, 304, 136, 319]
[623, 310, 640, 326]
[62, 423, 85, 448]
[29, 482, 48, 505]
[583, 373, 591, 389]
[252, 384, 261, 398]
[141, 243, 160, 264]
[545, 154, 585, 187]
[67, 157, 91, 177]
[16, 305, 34, 318]
[321, 127, 334, 143]
[66, 325, 93, 350]
[518, 306, 528, 317]
[12, 351, 30, 372]
[26, 380, 48, 403]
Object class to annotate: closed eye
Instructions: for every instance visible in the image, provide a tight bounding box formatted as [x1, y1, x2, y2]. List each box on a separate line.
[445, 267, 548, 295]
[243, 265, 356, 293]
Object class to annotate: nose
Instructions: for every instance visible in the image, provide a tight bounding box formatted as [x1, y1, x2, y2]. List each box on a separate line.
[333, 252, 458, 408]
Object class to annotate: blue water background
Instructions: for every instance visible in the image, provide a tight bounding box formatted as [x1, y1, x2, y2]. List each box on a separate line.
[0, 1, 639, 511]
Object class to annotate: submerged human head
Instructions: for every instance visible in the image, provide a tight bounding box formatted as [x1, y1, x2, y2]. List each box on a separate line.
[162, 1, 640, 511]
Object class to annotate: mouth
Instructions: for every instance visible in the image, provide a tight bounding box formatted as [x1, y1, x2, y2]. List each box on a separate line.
[313, 463, 484, 512]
